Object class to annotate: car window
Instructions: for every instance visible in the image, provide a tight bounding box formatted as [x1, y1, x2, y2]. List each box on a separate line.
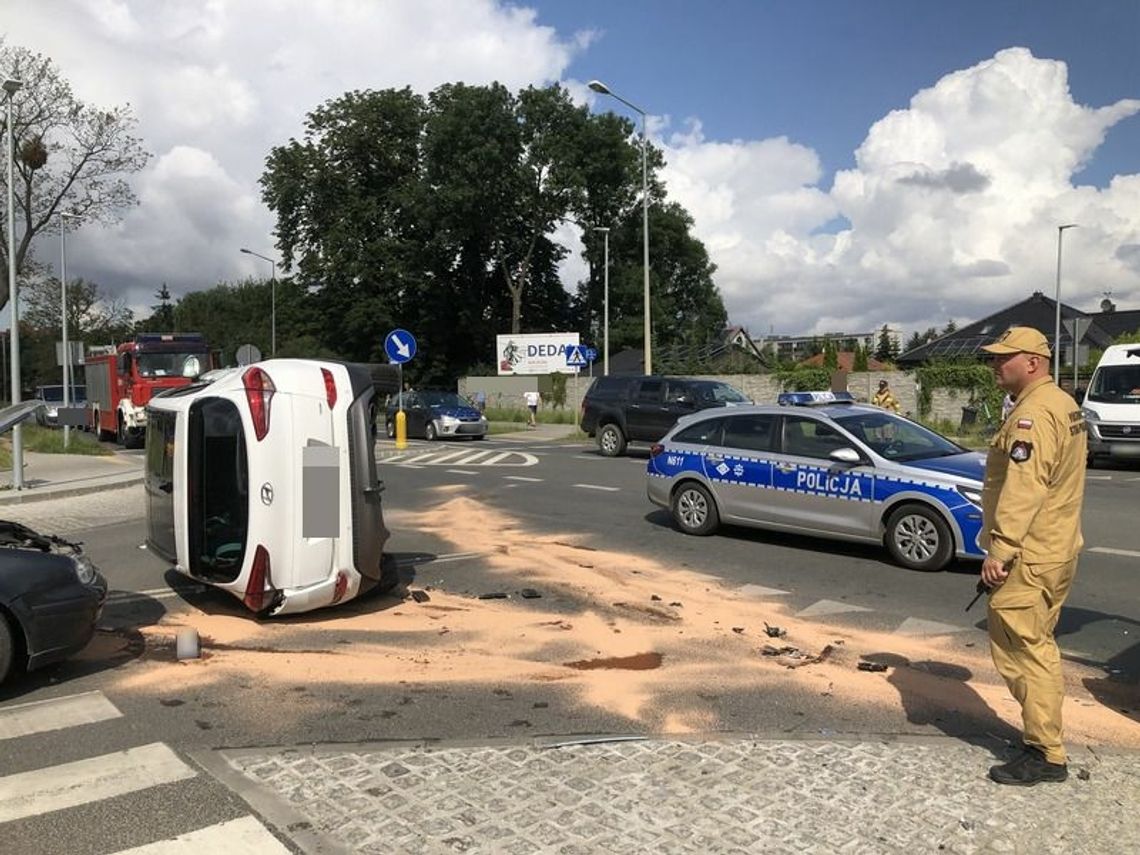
[673, 417, 724, 445]
[664, 380, 692, 404]
[779, 415, 848, 459]
[636, 380, 663, 403]
[693, 381, 750, 404]
[722, 414, 776, 453]
[833, 411, 964, 461]
[187, 397, 249, 583]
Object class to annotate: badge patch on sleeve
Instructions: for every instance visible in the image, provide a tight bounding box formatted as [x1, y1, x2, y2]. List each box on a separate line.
[1010, 440, 1033, 463]
[1017, 418, 1033, 429]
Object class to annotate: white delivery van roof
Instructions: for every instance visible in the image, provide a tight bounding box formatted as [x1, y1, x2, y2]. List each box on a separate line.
[1095, 343, 1140, 367]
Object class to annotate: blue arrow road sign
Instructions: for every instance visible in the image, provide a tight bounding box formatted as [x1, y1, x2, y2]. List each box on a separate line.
[565, 345, 587, 367]
[385, 329, 416, 364]
[584, 347, 598, 363]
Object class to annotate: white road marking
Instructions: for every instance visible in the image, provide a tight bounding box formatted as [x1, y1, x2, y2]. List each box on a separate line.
[1086, 475, 1113, 481]
[573, 484, 620, 492]
[0, 691, 122, 741]
[446, 469, 478, 475]
[1088, 546, 1140, 558]
[451, 450, 497, 465]
[110, 816, 292, 854]
[796, 599, 872, 618]
[395, 551, 484, 567]
[894, 617, 968, 636]
[0, 742, 197, 823]
[505, 476, 543, 482]
[1128, 476, 1140, 482]
[738, 584, 791, 598]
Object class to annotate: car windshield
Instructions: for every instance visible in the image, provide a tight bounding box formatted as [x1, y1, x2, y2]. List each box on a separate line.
[692, 382, 750, 404]
[833, 411, 965, 461]
[419, 391, 468, 408]
[1086, 364, 1140, 404]
[37, 386, 64, 402]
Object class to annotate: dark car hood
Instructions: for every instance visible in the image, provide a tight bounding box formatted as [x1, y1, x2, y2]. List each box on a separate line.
[903, 451, 985, 483]
[431, 405, 482, 419]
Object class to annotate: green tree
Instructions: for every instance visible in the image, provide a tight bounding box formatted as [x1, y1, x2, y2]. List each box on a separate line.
[874, 324, 899, 363]
[0, 41, 150, 311]
[822, 338, 839, 370]
[853, 344, 869, 371]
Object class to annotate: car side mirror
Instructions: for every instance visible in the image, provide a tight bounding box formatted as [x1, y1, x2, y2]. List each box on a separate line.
[182, 356, 202, 378]
[829, 447, 862, 464]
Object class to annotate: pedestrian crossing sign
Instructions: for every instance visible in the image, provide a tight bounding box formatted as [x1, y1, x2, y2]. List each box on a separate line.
[565, 345, 587, 367]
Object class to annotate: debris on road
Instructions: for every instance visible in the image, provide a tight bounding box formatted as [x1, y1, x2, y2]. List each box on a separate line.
[409, 590, 430, 603]
[764, 622, 787, 638]
[1077, 768, 1091, 781]
[519, 588, 541, 599]
[762, 644, 799, 657]
[732, 627, 745, 634]
[858, 661, 889, 672]
[478, 592, 508, 600]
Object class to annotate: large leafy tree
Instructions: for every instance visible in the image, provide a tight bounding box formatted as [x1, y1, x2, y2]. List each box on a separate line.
[0, 41, 151, 310]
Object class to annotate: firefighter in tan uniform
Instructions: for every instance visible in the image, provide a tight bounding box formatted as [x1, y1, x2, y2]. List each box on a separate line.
[979, 326, 1086, 786]
[871, 379, 901, 412]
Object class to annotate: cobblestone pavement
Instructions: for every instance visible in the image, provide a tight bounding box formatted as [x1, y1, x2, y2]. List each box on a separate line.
[5, 488, 144, 534]
[224, 736, 1140, 854]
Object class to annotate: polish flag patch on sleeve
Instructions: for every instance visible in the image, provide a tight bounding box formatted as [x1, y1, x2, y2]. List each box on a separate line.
[1017, 418, 1033, 429]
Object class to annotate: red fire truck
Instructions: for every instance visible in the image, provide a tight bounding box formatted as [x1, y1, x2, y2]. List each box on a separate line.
[85, 333, 211, 447]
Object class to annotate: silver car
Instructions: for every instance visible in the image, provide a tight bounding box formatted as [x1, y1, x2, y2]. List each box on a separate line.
[646, 392, 987, 571]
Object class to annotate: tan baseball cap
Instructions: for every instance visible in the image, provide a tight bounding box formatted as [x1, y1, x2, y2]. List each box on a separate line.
[981, 326, 1052, 358]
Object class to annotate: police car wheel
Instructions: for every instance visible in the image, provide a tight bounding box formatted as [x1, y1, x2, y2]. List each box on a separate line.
[386, 420, 395, 439]
[425, 422, 438, 441]
[672, 482, 719, 536]
[598, 424, 626, 457]
[885, 504, 953, 571]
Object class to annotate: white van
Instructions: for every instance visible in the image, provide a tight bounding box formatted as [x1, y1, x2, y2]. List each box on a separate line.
[145, 359, 400, 615]
[1080, 343, 1140, 465]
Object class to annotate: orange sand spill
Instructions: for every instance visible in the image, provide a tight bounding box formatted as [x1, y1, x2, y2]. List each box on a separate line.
[110, 492, 1140, 744]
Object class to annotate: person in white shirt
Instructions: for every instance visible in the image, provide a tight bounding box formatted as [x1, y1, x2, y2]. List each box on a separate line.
[524, 390, 541, 428]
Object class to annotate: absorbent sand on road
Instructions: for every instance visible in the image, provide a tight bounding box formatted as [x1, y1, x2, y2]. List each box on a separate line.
[105, 486, 1139, 748]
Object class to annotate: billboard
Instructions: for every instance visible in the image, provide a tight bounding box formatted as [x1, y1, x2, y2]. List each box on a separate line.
[496, 333, 581, 376]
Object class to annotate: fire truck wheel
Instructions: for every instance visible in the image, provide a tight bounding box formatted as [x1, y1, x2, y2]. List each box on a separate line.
[116, 418, 127, 447]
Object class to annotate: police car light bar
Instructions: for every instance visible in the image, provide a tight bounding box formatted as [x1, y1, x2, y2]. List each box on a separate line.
[777, 391, 856, 407]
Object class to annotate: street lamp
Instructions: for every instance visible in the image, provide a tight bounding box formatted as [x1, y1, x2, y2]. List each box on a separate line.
[593, 227, 610, 376]
[5, 76, 24, 489]
[240, 247, 277, 356]
[1053, 223, 1078, 383]
[59, 211, 80, 448]
[588, 79, 652, 375]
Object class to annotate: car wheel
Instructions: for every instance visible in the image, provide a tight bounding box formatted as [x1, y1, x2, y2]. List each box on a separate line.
[0, 614, 16, 685]
[116, 417, 127, 447]
[884, 504, 953, 571]
[425, 421, 438, 441]
[671, 481, 720, 536]
[386, 420, 395, 439]
[376, 553, 402, 595]
[597, 424, 626, 457]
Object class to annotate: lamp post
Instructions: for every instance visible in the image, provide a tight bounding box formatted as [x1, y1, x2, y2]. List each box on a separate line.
[59, 211, 79, 448]
[588, 79, 652, 375]
[593, 227, 610, 375]
[5, 76, 24, 489]
[1053, 224, 1077, 383]
[240, 247, 277, 356]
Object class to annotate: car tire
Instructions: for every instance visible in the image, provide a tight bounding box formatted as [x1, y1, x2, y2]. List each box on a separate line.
[376, 553, 402, 595]
[425, 421, 438, 441]
[0, 614, 16, 685]
[386, 420, 395, 439]
[597, 423, 627, 457]
[884, 503, 954, 571]
[671, 481, 720, 536]
[116, 417, 127, 447]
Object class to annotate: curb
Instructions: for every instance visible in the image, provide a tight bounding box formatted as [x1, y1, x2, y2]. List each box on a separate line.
[0, 474, 144, 506]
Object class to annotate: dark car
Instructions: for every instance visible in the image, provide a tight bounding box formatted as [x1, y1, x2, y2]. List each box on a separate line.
[0, 403, 108, 685]
[580, 375, 751, 456]
[385, 390, 488, 441]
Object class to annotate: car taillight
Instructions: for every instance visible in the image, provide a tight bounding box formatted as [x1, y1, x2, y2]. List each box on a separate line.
[321, 367, 337, 410]
[649, 443, 665, 457]
[243, 366, 275, 441]
[243, 545, 273, 612]
[331, 571, 349, 605]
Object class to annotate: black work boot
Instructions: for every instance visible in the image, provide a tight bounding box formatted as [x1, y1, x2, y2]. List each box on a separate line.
[989, 746, 1068, 786]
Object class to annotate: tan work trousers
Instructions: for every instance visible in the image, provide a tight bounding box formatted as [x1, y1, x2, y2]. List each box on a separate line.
[987, 557, 1077, 765]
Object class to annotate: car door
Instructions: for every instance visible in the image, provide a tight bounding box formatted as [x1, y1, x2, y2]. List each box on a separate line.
[766, 414, 875, 536]
[704, 413, 776, 524]
[626, 379, 665, 441]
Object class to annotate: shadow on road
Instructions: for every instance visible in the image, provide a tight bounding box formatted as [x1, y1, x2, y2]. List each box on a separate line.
[864, 652, 1020, 759]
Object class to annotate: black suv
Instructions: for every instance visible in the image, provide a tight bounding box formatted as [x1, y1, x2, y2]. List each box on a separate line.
[580, 375, 751, 456]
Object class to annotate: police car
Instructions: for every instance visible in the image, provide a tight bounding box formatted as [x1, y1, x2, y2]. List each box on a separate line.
[646, 391, 986, 571]
[145, 359, 399, 615]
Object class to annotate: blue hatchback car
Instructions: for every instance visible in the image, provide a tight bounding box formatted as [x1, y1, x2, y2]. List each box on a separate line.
[385, 390, 488, 440]
[646, 392, 986, 571]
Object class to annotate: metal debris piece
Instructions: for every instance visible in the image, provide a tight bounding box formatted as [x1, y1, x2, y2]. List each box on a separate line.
[764, 622, 786, 638]
[650, 594, 662, 602]
[858, 661, 888, 672]
[762, 644, 799, 657]
[478, 592, 508, 599]
[732, 627, 745, 634]
[1077, 768, 1091, 781]
[669, 601, 682, 607]
[410, 590, 430, 603]
[959, 819, 975, 832]
[519, 588, 541, 599]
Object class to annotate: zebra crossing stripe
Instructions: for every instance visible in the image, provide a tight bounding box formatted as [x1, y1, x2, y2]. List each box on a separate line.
[0, 691, 123, 741]
[1089, 546, 1140, 558]
[0, 742, 197, 823]
[108, 816, 292, 854]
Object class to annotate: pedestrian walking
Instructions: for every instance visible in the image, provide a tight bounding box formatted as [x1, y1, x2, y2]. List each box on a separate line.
[979, 326, 1087, 786]
[524, 390, 541, 428]
[871, 379, 900, 412]
[474, 390, 486, 414]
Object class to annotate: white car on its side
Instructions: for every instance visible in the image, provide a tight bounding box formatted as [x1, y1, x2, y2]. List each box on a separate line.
[145, 359, 399, 616]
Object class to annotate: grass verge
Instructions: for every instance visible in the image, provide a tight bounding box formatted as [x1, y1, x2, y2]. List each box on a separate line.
[0, 424, 112, 469]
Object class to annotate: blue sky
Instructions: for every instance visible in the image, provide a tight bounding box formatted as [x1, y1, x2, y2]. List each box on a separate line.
[535, 0, 1139, 187]
[6, 0, 1140, 341]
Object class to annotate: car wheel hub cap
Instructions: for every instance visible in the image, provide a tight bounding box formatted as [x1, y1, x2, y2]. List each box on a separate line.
[678, 491, 706, 527]
[895, 515, 937, 561]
